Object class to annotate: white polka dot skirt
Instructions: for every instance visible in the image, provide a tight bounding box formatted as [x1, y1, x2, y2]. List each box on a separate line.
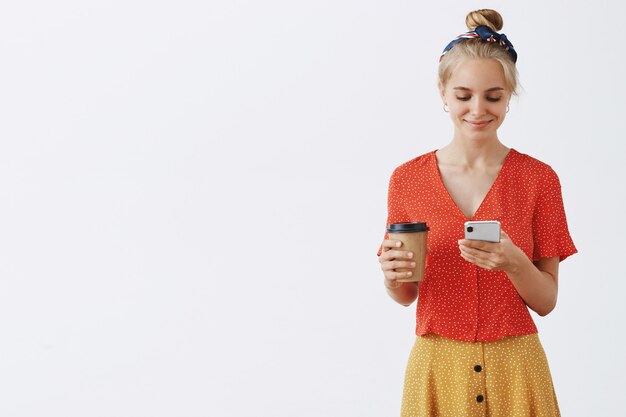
[401, 333, 560, 417]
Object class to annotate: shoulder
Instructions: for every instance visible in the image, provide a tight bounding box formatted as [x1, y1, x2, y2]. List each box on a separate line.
[510, 149, 561, 185]
[390, 150, 436, 180]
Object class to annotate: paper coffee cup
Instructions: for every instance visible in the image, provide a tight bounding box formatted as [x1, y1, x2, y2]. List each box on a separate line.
[387, 222, 429, 282]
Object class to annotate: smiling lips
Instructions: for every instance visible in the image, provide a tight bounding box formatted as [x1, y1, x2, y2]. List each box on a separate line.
[465, 120, 492, 128]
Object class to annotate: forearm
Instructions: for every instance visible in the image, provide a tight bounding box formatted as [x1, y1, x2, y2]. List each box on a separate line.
[506, 255, 557, 316]
[385, 281, 419, 306]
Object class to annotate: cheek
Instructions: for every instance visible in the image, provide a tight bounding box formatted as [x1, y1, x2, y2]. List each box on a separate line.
[490, 103, 508, 117]
[449, 103, 469, 116]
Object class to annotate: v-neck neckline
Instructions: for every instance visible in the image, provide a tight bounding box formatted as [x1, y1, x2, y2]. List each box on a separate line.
[432, 148, 515, 221]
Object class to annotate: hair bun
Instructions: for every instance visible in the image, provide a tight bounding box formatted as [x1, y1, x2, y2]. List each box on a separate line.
[465, 9, 503, 32]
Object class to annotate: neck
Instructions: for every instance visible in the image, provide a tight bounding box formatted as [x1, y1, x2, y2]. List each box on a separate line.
[440, 134, 509, 167]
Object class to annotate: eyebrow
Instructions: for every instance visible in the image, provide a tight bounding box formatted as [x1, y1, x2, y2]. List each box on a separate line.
[453, 87, 505, 92]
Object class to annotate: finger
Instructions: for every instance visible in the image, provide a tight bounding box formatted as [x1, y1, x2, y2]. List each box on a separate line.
[381, 249, 415, 262]
[460, 249, 499, 270]
[386, 270, 414, 280]
[380, 259, 415, 273]
[461, 242, 506, 265]
[379, 244, 405, 261]
[381, 240, 401, 254]
[459, 246, 475, 261]
[475, 259, 496, 270]
[382, 239, 402, 250]
[483, 260, 498, 270]
[386, 260, 417, 271]
[459, 239, 494, 251]
[459, 245, 488, 258]
[459, 246, 492, 264]
[460, 251, 476, 264]
[460, 251, 488, 268]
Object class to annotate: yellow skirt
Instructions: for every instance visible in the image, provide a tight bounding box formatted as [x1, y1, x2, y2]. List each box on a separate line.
[401, 333, 560, 417]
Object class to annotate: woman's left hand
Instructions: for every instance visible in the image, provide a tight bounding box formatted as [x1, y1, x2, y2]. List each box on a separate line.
[458, 230, 525, 273]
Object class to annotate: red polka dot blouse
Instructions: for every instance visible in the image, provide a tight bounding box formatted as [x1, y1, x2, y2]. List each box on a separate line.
[378, 148, 577, 342]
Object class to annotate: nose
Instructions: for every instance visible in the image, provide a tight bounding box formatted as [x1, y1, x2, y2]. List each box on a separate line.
[469, 97, 487, 116]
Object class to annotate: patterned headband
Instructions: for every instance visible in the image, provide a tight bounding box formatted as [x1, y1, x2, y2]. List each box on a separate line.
[439, 25, 518, 63]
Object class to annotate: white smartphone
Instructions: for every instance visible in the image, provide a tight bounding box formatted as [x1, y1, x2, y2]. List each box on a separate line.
[464, 220, 501, 243]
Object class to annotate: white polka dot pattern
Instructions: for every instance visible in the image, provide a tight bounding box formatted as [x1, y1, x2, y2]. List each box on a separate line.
[401, 333, 561, 416]
[377, 149, 577, 342]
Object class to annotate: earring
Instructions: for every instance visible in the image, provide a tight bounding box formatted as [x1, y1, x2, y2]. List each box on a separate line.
[443, 103, 449, 112]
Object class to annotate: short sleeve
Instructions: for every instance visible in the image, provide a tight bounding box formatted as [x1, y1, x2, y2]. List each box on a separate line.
[377, 168, 410, 256]
[532, 167, 577, 262]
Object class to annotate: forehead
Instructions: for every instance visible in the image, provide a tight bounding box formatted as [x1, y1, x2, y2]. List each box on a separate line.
[447, 58, 507, 91]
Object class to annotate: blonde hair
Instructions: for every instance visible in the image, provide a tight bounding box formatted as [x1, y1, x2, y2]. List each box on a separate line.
[438, 9, 518, 95]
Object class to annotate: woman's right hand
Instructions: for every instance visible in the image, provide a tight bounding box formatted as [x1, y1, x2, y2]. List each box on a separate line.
[378, 239, 416, 287]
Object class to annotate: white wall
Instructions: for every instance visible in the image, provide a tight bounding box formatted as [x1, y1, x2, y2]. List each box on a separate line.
[0, 1, 624, 416]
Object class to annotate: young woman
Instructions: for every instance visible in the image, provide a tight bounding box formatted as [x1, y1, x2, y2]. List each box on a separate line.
[377, 9, 577, 417]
